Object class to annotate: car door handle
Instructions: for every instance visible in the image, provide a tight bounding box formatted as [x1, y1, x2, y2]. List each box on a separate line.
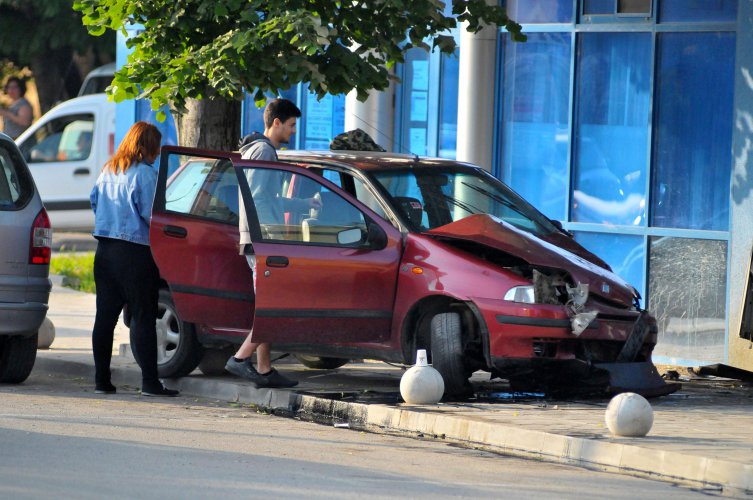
[73, 168, 90, 176]
[163, 225, 188, 238]
[266, 256, 289, 268]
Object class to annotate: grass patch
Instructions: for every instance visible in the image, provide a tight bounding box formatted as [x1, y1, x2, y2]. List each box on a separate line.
[50, 252, 95, 294]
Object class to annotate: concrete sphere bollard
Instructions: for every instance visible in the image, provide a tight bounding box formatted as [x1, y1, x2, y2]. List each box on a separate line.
[400, 349, 444, 404]
[605, 392, 654, 437]
[37, 316, 55, 349]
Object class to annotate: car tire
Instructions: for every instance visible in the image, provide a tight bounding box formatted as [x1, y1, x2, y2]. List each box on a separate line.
[295, 355, 349, 370]
[430, 312, 472, 398]
[0, 333, 38, 383]
[155, 289, 203, 378]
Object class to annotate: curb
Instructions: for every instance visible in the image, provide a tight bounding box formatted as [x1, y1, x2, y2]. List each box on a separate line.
[33, 356, 753, 496]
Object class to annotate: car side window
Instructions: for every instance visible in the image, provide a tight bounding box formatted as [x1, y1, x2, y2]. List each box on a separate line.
[165, 156, 239, 225]
[242, 168, 368, 245]
[0, 144, 32, 209]
[20, 114, 94, 163]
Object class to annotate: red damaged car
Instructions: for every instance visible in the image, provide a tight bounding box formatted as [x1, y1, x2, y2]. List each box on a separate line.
[150, 147, 675, 397]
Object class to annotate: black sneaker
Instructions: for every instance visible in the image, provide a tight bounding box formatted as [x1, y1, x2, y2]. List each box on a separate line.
[141, 385, 179, 397]
[256, 368, 298, 388]
[225, 357, 266, 385]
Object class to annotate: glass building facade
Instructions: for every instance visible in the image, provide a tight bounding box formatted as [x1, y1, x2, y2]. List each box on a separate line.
[496, 0, 737, 365]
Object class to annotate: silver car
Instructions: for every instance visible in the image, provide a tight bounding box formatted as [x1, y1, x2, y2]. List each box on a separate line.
[0, 132, 51, 383]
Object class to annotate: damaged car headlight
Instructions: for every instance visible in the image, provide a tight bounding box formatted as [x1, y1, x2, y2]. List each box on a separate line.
[504, 285, 535, 304]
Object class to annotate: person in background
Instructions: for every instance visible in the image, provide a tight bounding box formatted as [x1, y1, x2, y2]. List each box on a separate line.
[89, 121, 178, 397]
[0, 77, 33, 139]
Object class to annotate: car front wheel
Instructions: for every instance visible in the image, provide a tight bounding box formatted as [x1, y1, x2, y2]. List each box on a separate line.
[0, 333, 38, 383]
[155, 289, 203, 378]
[430, 312, 472, 398]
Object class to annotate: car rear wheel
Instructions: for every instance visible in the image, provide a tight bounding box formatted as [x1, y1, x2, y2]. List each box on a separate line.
[295, 355, 349, 370]
[430, 312, 472, 398]
[155, 289, 203, 378]
[0, 333, 38, 383]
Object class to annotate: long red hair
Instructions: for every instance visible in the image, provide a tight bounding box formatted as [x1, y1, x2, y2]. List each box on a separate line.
[104, 121, 162, 174]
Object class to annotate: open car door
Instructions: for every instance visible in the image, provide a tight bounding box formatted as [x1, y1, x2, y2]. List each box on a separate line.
[235, 162, 403, 345]
[150, 147, 254, 340]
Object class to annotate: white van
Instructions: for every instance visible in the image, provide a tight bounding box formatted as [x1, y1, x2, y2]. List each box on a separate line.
[78, 63, 115, 97]
[15, 93, 115, 230]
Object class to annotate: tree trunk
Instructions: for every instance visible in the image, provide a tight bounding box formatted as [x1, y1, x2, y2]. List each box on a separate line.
[29, 47, 77, 115]
[172, 96, 242, 151]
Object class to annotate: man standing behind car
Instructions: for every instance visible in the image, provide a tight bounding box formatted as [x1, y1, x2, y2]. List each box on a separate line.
[225, 98, 320, 388]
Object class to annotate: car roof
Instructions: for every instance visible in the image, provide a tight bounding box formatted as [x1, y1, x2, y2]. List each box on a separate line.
[277, 150, 479, 172]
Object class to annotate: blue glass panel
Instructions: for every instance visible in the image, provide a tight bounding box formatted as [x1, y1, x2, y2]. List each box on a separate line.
[397, 49, 431, 156]
[500, 32, 571, 221]
[438, 49, 459, 159]
[136, 100, 178, 148]
[583, 0, 613, 14]
[301, 93, 345, 150]
[504, 0, 573, 23]
[651, 33, 735, 231]
[649, 237, 727, 364]
[572, 33, 651, 226]
[136, 100, 179, 176]
[660, 0, 737, 22]
[574, 232, 645, 304]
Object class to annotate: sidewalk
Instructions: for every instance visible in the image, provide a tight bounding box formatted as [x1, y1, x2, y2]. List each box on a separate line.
[37, 280, 753, 496]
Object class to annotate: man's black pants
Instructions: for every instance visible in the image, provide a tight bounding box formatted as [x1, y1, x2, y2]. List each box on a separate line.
[92, 237, 160, 388]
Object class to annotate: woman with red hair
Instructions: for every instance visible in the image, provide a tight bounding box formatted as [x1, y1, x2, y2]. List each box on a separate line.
[89, 121, 178, 397]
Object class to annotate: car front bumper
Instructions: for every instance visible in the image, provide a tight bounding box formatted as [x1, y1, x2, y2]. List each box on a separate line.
[470, 296, 656, 365]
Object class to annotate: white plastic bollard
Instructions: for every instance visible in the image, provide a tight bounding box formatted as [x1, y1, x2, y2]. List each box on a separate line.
[400, 349, 445, 404]
[605, 392, 654, 437]
[37, 316, 55, 349]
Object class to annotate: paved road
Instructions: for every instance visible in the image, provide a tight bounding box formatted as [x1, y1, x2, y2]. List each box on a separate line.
[0, 372, 718, 500]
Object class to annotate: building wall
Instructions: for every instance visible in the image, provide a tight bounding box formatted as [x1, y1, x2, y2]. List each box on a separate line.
[728, 0, 753, 370]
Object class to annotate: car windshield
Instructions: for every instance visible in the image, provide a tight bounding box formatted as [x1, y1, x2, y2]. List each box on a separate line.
[370, 166, 558, 237]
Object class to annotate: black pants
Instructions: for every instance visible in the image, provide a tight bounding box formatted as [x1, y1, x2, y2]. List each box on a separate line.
[92, 237, 160, 388]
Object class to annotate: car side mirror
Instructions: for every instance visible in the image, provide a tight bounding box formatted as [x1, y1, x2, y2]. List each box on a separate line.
[337, 227, 362, 246]
[367, 222, 388, 250]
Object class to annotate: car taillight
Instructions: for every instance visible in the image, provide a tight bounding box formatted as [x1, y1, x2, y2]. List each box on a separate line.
[30, 208, 52, 265]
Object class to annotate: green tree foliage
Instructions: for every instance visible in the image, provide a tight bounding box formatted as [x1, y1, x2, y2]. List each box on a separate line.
[0, 0, 114, 113]
[74, 0, 522, 118]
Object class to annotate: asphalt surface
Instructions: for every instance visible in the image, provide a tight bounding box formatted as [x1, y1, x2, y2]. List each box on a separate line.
[30, 273, 753, 497]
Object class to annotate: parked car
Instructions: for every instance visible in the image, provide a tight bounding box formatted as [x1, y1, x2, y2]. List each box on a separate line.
[15, 93, 115, 230]
[78, 63, 115, 97]
[0, 132, 52, 383]
[149, 147, 673, 397]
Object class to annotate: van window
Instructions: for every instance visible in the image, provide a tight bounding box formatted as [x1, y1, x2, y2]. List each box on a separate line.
[0, 143, 32, 210]
[19, 114, 94, 163]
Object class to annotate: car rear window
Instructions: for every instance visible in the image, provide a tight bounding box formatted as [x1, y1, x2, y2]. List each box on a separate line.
[0, 142, 33, 210]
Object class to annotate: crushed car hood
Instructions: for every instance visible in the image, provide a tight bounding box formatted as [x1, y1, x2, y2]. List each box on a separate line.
[426, 214, 636, 306]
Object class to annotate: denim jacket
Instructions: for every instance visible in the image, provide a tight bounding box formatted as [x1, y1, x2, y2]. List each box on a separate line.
[90, 161, 157, 246]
